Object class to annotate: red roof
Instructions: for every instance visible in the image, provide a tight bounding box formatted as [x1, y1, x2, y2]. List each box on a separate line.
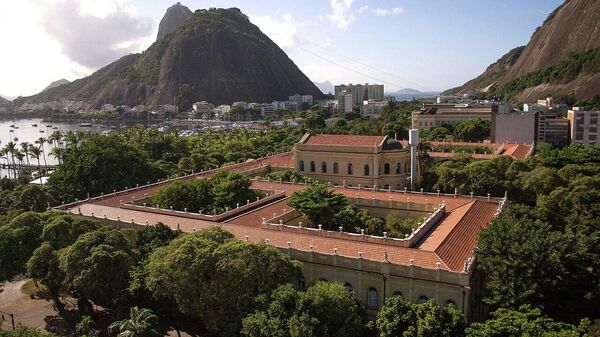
[66, 152, 503, 273]
[303, 134, 386, 147]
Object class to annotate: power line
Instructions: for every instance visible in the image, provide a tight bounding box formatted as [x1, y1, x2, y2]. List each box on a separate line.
[303, 41, 433, 91]
[298, 46, 409, 90]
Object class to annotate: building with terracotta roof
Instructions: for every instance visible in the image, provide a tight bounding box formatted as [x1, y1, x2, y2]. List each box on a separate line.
[60, 147, 506, 321]
[412, 103, 497, 131]
[294, 133, 411, 189]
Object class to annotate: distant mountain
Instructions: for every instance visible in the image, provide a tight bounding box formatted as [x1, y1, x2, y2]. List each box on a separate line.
[314, 81, 334, 94]
[444, 0, 600, 101]
[395, 88, 421, 94]
[157, 2, 193, 41]
[0, 95, 9, 104]
[43, 79, 70, 92]
[16, 7, 323, 109]
[388, 88, 439, 100]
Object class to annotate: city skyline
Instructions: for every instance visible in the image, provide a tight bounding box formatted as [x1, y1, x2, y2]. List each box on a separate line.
[0, 0, 563, 98]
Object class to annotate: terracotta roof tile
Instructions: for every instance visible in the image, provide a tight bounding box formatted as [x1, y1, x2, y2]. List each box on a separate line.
[303, 134, 386, 147]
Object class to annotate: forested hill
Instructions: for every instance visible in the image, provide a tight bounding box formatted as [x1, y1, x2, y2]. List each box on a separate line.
[16, 7, 323, 110]
[444, 0, 600, 101]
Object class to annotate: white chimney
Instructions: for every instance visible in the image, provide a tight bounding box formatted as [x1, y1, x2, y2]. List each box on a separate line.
[408, 129, 420, 190]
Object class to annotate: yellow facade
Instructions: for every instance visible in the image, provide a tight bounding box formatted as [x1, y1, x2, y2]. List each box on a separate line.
[293, 134, 411, 189]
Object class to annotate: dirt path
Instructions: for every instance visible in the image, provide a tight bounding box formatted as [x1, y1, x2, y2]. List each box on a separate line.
[0, 280, 58, 331]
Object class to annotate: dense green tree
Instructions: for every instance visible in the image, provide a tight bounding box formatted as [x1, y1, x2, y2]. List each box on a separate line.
[0, 325, 59, 337]
[16, 185, 48, 212]
[242, 282, 367, 337]
[145, 227, 301, 337]
[26, 243, 65, 310]
[152, 179, 212, 213]
[384, 212, 421, 238]
[465, 306, 588, 337]
[0, 212, 44, 281]
[136, 223, 181, 259]
[47, 134, 162, 201]
[210, 171, 258, 213]
[60, 229, 135, 311]
[373, 296, 465, 337]
[288, 184, 348, 229]
[109, 306, 160, 337]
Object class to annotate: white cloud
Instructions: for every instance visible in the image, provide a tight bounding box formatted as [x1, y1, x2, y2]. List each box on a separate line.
[374, 7, 405, 16]
[327, 0, 355, 29]
[250, 12, 306, 50]
[39, 0, 153, 69]
[357, 5, 369, 14]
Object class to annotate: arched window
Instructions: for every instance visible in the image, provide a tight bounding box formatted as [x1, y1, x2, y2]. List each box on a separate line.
[333, 162, 339, 174]
[384, 184, 390, 189]
[310, 161, 316, 172]
[418, 295, 429, 304]
[321, 161, 327, 173]
[364, 165, 370, 176]
[396, 162, 401, 174]
[347, 163, 353, 175]
[384, 163, 390, 175]
[299, 161, 305, 172]
[367, 287, 378, 309]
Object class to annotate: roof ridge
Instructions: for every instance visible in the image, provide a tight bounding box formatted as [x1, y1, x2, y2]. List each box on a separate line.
[431, 200, 478, 252]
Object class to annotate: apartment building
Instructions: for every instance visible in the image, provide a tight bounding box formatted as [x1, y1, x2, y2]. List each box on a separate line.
[567, 107, 600, 144]
[536, 112, 569, 146]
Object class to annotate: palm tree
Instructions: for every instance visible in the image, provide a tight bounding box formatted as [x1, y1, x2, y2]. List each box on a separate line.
[5, 141, 17, 179]
[49, 147, 64, 165]
[108, 307, 159, 337]
[49, 130, 62, 148]
[14, 150, 24, 180]
[36, 137, 48, 167]
[30, 146, 43, 184]
[20, 142, 31, 173]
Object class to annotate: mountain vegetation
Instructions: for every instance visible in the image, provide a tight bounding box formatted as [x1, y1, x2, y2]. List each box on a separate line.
[445, 0, 600, 101]
[16, 8, 322, 110]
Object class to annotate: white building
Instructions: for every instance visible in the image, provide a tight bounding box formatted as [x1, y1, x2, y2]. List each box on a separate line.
[361, 100, 388, 118]
[492, 111, 536, 144]
[289, 94, 314, 107]
[102, 104, 115, 113]
[334, 83, 384, 105]
[193, 101, 214, 114]
[260, 103, 273, 116]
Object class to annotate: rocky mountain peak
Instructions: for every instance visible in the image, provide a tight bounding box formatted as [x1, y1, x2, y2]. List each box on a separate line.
[157, 2, 193, 41]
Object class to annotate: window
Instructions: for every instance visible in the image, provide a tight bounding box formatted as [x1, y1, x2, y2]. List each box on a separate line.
[384, 163, 390, 175]
[418, 295, 429, 304]
[446, 299, 456, 307]
[384, 184, 390, 189]
[333, 162, 339, 174]
[396, 163, 401, 174]
[310, 161, 316, 172]
[299, 161, 305, 172]
[321, 162, 327, 173]
[364, 165, 370, 176]
[348, 163, 353, 175]
[367, 287, 378, 309]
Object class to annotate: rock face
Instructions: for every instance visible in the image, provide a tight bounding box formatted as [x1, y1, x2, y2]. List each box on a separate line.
[42, 79, 70, 92]
[18, 8, 323, 109]
[445, 0, 600, 100]
[156, 2, 193, 41]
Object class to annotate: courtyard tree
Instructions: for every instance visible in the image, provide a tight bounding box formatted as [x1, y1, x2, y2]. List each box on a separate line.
[109, 306, 160, 337]
[288, 184, 348, 229]
[0, 212, 44, 281]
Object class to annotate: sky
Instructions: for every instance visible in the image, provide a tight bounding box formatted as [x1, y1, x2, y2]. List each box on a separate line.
[0, 0, 564, 98]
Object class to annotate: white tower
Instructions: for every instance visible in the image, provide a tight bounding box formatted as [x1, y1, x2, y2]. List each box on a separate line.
[408, 129, 419, 190]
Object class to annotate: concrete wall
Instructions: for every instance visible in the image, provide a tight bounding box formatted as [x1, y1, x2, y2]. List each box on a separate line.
[492, 113, 535, 144]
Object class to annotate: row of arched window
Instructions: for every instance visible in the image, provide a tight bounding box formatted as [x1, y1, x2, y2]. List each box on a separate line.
[299, 161, 409, 176]
[318, 278, 456, 309]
